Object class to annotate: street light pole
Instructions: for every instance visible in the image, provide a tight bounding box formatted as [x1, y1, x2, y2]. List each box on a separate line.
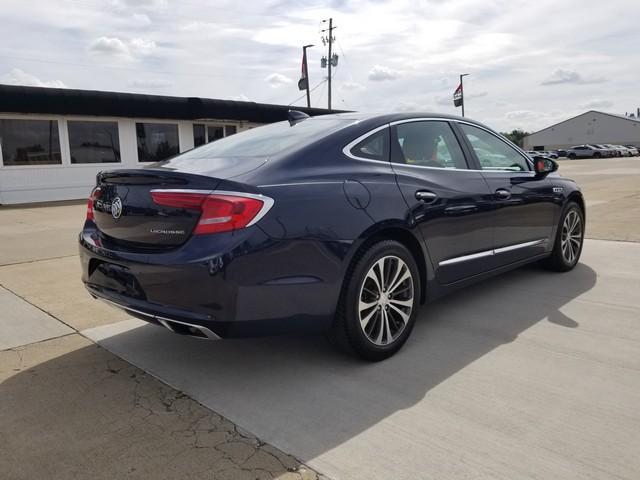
[460, 73, 469, 117]
[302, 44, 313, 108]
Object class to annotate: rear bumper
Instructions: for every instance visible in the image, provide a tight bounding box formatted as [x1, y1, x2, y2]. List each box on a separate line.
[79, 225, 340, 338]
[87, 286, 220, 339]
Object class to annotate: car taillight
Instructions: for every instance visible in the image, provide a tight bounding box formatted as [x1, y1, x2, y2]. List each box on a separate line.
[86, 187, 101, 221]
[150, 191, 270, 235]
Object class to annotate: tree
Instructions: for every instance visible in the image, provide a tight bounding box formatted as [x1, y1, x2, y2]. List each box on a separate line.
[501, 129, 530, 148]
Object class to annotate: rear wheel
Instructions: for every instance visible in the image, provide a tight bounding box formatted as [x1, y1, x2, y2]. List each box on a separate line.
[330, 240, 420, 361]
[541, 202, 584, 272]
[593, 152, 601, 158]
[568, 153, 576, 159]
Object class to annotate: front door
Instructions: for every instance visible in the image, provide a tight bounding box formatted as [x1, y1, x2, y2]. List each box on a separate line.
[456, 122, 559, 265]
[389, 120, 495, 284]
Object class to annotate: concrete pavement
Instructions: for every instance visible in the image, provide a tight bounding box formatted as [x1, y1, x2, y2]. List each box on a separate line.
[82, 239, 640, 480]
[0, 204, 323, 479]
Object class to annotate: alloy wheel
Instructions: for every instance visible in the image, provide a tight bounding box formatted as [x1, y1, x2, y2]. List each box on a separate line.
[358, 255, 414, 346]
[561, 210, 582, 264]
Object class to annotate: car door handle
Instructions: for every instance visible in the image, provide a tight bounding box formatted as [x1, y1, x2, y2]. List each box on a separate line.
[415, 191, 437, 203]
[495, 188, 511, 200]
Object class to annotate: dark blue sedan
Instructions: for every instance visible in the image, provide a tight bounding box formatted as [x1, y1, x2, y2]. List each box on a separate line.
[80, 112, 585, 360]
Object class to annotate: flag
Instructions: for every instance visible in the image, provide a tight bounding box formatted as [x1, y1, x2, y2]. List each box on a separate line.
[298, 50, 308, 91]
[453, 83, 463, 107]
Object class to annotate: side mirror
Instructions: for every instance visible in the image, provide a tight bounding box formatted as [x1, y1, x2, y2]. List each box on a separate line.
[533, 156, 558, 175]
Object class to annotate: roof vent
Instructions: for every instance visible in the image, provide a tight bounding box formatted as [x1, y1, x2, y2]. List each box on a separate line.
[288, 109, 309, 126]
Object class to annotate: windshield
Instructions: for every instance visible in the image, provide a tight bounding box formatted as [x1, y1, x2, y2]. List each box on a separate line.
[157, 117, 353, 170]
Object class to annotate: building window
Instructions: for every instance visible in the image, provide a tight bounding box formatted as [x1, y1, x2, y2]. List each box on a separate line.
[0, 119, 62, 166]
[136, 122, 179, 162]
[68, 121, 120, 164]
[193, 124, 206, 147]
[225, 125, 237, 136]
[207, 126, 224, 143]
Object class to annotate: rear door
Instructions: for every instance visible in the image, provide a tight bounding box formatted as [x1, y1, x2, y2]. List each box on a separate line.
[389, 119, 495, 284]
[455, 122, 558, 265]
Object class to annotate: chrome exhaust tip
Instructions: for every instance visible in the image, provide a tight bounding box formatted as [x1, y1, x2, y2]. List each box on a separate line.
[156, 317, 220, 340]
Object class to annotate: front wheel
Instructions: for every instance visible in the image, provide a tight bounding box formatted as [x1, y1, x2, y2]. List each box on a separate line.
[330, 240, 421, 361]
[541, 202, 584, 271]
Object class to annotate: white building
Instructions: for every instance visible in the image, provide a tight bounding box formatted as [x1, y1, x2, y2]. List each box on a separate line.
[523, 110, 640, 151]
[0, 84, 331, 205]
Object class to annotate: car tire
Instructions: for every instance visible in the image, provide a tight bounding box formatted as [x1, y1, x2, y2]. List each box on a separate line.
[541, 201, 584, 272]
[593, 152, 601, 158]
[329, 240, 421, 361]
[568, 153, 576, 159]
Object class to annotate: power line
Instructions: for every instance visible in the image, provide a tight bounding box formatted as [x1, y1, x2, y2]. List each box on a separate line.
[288, 79, 326, 106]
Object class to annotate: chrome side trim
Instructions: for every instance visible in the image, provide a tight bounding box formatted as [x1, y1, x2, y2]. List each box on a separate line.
[94, 293, 220, 340]
[149, 189, 275, 228]
[439, 239, 548, 267]
[493, 238, 547, 255]
[342, 124, 391, 161]
[439, 249, 494, 266]
[341, 117, 534, 173]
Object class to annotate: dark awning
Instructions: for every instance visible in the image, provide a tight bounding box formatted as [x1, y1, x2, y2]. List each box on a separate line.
[0, 84, 341, 123]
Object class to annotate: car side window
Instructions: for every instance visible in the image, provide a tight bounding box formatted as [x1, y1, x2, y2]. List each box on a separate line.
[392, 121, 468, 169]
[349, 128, 389, 161]
[459, 124, 531, 172]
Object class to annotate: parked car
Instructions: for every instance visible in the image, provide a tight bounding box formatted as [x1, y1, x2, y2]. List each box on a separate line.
[80, 112, 585, 360]
[555, 149, 568, 157]
[624, 145, 639, 156]
[526, 150, 557, 159]
[602, 144, 628, 157]
[588, 144, 614, 157]
[566, 145, 604, 159]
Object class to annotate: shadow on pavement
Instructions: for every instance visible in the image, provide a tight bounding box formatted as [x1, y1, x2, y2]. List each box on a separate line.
[1, 262, 598, 479]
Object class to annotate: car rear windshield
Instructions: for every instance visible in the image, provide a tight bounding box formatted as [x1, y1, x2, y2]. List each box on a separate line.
[158, 117, 353, 167]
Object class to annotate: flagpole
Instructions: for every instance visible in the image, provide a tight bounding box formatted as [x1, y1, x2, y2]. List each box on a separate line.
[303, 45, 313, 108]
[460, 73, 469, 117]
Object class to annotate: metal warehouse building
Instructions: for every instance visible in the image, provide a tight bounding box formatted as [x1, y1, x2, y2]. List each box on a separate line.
[523, 110, 640, 151]
[0, 84, 331, 205]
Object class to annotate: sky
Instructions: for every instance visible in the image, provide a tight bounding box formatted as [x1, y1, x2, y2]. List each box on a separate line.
[1, 0, 639, 132]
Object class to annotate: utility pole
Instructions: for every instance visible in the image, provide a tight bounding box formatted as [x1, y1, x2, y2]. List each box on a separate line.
[321, 18, 337, 112]
[460, 73, 469, 117]
[302, 44, 313, 108]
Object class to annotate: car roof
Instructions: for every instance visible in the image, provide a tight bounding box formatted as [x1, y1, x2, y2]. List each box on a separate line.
[315, 111, 482, 125]
[307, 111, 500, 136]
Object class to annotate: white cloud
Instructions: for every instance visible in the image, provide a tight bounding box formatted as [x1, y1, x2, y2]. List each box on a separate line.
[130, 38, 156, 55]
[265, 73, 293, 87]
[88, 36, 156, 60]
[580, 99, 613, 109]
[0, 69, 67, 88]
[368, 65, 399, 82]
[541, 69, 606, 86]
[88, 36, 130, 57]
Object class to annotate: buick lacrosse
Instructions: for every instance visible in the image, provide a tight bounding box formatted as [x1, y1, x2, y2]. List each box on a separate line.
[80, 111, 585, 360]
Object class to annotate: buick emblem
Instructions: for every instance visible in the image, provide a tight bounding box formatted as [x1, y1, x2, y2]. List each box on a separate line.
[111, 197, 123, 220]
